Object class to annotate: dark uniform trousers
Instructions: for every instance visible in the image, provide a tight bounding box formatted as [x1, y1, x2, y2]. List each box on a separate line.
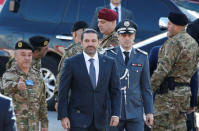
[71, 116, 104, 131]
[109, 118, 144, 131]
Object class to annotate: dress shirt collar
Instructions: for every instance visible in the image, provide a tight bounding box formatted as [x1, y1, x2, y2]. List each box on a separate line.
[120, 46, 132, 54]
[83, 51, 99, 62]
[110, 3, 121, 11]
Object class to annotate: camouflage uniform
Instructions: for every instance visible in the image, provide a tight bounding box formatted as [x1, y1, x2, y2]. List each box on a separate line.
[32, 58, 41, 70]
[151, 30, 199, 130]
[2, 64, 48, 131]
[6, 57, 15, 70]
[99, 31, 119, 48]
[54, 42, 82, 100]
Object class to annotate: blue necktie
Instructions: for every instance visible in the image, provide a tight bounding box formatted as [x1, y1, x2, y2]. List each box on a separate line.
[89, 58, 96, 89]
[115, 7, 119, 24]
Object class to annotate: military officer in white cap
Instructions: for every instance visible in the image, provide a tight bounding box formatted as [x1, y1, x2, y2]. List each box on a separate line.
[106, 19, 154, 131]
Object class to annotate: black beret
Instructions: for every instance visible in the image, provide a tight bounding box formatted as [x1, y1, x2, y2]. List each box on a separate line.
[29, 36, 49, 48]
[115, 19, 137, 34]
[168, 12, 188, 26]
[15, 41, 33, 51]
[187, 18, 199, 44]
[72, 21, 88, 32]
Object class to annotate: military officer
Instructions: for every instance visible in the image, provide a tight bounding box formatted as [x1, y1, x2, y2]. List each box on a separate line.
[6, 36, 49, 71]
[106, 19, 154, 131]
[29, 36, 49, 70]
[54, 21, 88, 111]
[98, 8, 120, 48]
[151, 12, 199, 130]
[2, 41, 48, 131]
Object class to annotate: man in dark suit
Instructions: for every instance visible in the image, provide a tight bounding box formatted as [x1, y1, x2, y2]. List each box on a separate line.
[0, 94, 16, 131]
[58, 28, 121, 131]
[90, 0, 133, 31]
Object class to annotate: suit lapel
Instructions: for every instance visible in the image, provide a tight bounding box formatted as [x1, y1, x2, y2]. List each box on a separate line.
[127, 48, 136, 66]
[79, 53, 94, 89]
[116, 47, 126, 66]
[96, 53, 105, 88]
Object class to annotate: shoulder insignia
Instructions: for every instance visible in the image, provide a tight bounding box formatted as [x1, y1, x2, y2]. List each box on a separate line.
[106, 47, 117, 55]
[136, 48, 148, 55]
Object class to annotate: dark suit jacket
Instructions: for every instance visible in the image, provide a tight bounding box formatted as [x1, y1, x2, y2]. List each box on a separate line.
[58, 53, 121, 129]
[0, 94, 16, 131]
[149, 46, 198, 107]
[90, 5, 133, 31]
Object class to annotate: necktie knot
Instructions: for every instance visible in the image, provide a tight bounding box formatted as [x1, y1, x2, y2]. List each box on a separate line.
[89, 58, 94, 63]
[115, 7, 118, 12]
[123, 51, 129, 57]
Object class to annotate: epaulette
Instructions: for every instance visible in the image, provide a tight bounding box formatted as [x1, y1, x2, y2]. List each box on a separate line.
[136, 48, 148, 55]
[105, 46, 117, 55]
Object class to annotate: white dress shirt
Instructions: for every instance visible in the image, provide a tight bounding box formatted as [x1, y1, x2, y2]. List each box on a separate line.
[83, 51, 119, 118]
[110, 3, 121, 22]
[83, 51, 99, 85]
[120, 46, 132, 60]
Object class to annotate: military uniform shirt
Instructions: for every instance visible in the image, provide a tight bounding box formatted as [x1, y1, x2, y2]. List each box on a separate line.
[2, 65, 48, 130]
[54, 42, 82, 99]
[100, 31, 119, 48]
[151, 30, 199, 92]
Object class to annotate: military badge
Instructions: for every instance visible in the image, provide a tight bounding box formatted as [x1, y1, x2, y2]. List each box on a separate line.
[25, 80, 34, 86]
[44, 41, 48, 46]
[18, 42, 22, 47]
[124, 21, 130, 27]
[132, 63, 142, 67]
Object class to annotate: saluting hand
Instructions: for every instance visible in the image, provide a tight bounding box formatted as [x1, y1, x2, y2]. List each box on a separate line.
[110, 116, 119, 127]
[17, 76, 26, 91]
[61, 117, 70, 129]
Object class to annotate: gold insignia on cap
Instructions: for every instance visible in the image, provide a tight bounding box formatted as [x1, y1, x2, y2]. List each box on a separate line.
[44, 41, 48, 46]
[18, 42, 22, 47]
[124, 21, 130, 27]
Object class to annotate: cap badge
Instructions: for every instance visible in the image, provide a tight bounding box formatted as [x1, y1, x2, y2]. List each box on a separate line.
[44, 41, 48, 46]
[124, 21, 130, 27]
[18, 42, 22, 47]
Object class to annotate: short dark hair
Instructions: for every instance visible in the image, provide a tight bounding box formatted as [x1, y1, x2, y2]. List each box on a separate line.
[81, 28, 99, 40]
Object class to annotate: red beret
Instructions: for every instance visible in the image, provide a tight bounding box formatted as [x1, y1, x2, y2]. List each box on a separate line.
[98, 8, 118, 21]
